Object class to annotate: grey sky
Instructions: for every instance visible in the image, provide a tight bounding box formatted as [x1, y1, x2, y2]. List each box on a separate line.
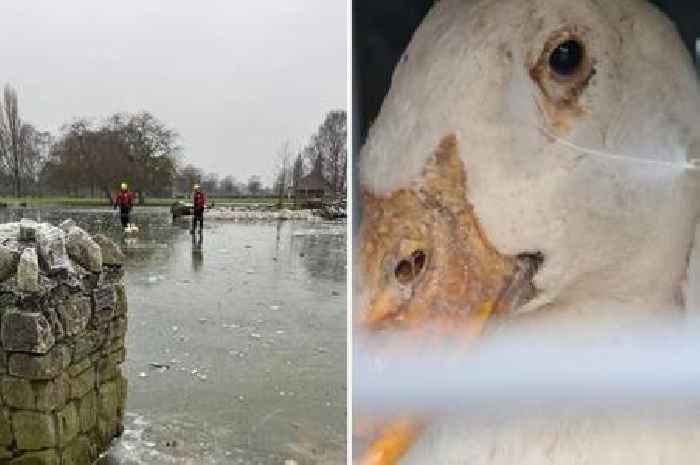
[0, 0, 347, 186]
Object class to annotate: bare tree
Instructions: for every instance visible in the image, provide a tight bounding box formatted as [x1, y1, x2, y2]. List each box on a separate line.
[19, 125, 50, 194]
[42, 111, 180, 200]
[200, 172, 219, 195]
[219, 175, 240, 196]
[47, 118, 126, 199]
[301, 110, 347, 197]
[316, 110, 347, 196]
[120, 111, 181, 203]
[273, 141, 295, 207]
[0, 85, 23, 196]
[247, 175, 262, 196]
[0, 85, 54, 197]
[291, 153, 304, 204]
[177, 164, 202, 195]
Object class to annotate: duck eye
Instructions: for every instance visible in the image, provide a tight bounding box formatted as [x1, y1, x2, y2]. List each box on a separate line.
[394, 249, 427, 285]
[548, 39, 584, 76]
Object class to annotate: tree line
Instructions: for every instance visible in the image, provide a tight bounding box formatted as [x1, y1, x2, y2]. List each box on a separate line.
[179, 110, 346, 201]
[43, 112, 179, 202]
[0, 83, 347, 201]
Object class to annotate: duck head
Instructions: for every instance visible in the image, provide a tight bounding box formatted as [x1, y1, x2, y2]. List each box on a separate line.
[357, 0, 700, 335]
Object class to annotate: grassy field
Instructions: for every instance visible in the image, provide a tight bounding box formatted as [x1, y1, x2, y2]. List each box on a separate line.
[0, 196, 295, 208]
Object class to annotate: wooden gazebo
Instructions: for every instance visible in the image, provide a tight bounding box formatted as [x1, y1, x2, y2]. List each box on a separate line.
[294, 156, 333, 199]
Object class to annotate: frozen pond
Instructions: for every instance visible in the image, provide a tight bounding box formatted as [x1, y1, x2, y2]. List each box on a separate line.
[0, 206, 347, 465]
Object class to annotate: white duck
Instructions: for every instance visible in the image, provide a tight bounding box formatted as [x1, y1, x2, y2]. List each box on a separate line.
[124, 223, 139, 234]
[356, 0, 700, 463]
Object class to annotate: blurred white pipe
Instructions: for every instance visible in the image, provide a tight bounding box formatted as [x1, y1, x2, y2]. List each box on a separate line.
[354, 329, 700, 416]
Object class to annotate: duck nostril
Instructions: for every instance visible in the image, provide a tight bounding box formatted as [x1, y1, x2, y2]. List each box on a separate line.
[497, 251, 545, 313]
[394, 249, 428, 285]
[517, 251, 544, 271]
[412, 250, 426, 273]
[395, 259, 414, 284]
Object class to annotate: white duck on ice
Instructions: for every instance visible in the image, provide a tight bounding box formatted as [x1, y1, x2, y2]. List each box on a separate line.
[356, 0, 700, 463]
[124, 223, 139, 234]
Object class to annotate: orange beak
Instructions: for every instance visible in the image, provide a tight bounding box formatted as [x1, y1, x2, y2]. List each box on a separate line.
[359, 417, 426, 465]
[356, 135, 542, 464]
[357, 300, 498, 465]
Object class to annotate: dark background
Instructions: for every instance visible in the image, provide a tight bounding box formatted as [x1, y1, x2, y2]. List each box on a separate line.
[353, 1, 700, 145]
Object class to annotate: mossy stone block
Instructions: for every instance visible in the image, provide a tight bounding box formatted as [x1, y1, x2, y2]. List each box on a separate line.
[12, 411, 56, 450]
[9, 449, 57, 465]
[77, 391, 96, 433]
[8, 345, 70, 380]
[61, 435, 92, 465]
[56, 401, 79, 447]
[69, 368, 95, 400]
[0, 409, 12, 446]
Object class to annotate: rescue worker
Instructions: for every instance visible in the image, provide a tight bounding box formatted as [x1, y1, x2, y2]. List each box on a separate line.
[191, 184, 207, 234]
[114, 182, 134, 229]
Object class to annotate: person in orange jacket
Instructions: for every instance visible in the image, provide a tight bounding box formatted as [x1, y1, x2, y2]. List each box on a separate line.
[191, 184, 207, 234]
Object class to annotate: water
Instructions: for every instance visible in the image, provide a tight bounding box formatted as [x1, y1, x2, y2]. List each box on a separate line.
[0, 206, 347, 465]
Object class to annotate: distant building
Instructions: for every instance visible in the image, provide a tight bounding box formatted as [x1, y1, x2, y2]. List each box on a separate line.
[294, 155, 333, 199]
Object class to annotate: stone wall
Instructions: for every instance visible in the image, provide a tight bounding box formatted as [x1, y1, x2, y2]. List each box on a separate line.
[0, 219, 128, 465]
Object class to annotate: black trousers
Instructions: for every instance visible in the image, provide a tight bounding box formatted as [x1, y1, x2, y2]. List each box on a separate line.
[192, 209, 204, 231]
[120, 207, 130, 227]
